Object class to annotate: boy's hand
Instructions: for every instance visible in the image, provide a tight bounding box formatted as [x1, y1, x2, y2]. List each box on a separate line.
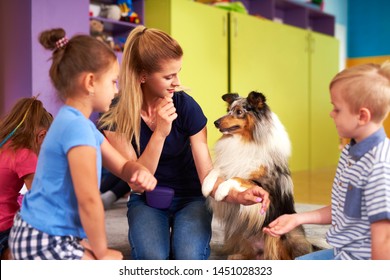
[263, 213, 298, 237]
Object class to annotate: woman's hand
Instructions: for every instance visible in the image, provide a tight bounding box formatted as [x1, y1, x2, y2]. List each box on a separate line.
[154, 96, 177, 137]
[228, 186, 270, 214]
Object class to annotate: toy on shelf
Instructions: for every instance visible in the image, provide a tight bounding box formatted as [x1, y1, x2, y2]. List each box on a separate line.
[89, 2, 121, 20]
[117, 0, 140, 24]
[90, 19, 116, 50]
[213, 1, 248, 14]
[195, 0, 230, 3]
[195, 0, 248, 14]
[306, 0, 324, 11]
[100, 4, 121, 20]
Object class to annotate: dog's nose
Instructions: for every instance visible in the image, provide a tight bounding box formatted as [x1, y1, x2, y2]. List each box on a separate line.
[214, 119, 220, 128]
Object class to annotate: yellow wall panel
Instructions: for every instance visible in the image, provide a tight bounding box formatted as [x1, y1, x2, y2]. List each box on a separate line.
[229, 13, 310, 172]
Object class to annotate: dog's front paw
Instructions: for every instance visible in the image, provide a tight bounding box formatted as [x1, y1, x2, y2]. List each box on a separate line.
[214, 179, 242, 201]
[202, 169, 219, 197]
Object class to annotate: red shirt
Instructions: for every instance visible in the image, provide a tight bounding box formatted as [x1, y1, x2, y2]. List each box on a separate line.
[0, 144, 37, 231]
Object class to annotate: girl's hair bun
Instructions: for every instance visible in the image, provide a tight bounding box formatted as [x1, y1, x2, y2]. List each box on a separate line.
[39, 28, 66, 51]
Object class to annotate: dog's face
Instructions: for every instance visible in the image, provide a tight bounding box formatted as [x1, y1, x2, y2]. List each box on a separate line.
[214, 91, 270, 141]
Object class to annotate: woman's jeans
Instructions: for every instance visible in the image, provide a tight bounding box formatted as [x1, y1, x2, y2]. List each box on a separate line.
[127, 193, 212, 260]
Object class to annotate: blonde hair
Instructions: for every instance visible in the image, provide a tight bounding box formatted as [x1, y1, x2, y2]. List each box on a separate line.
[99, 26, 183, 152]
[330, 61, 390, 123]
[0, 97, 53, 154]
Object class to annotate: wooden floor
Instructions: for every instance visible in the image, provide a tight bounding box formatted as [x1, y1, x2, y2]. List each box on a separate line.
[291, 167, 337, 205]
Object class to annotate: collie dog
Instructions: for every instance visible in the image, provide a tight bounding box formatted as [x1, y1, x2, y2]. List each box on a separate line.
[202, 91, 313, 260]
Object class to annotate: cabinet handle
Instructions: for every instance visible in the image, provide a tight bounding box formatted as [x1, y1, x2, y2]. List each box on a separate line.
[305, 33, 310, 52]
[233, 16, 238, 37]
[223, 15, 227, 36]
[306, 33, 315, 54]
[311, 34, 315, 54]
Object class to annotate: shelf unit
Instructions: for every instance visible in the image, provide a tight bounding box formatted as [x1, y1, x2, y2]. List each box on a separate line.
[90, 16, 140, 35]
[90, 0, 145, 51]
[233, 0, 335, 36]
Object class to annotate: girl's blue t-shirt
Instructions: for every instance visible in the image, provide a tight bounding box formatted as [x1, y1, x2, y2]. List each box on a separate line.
[135, 91, 207, 197]
[21, 106, 104, 238]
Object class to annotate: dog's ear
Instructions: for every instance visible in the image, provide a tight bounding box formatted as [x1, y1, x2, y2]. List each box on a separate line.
[222, 93, 239, 105]
[247, 91, 267, 109]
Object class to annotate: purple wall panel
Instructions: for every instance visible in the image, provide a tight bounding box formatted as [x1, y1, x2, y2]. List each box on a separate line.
[0, 0, 88, 117]
[0, 0, 32, 117]
[32, 0, 89, 116]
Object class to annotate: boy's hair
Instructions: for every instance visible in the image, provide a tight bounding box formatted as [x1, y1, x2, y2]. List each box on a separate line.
[0, 97, 53, 153]
[39, 28, 117, 100]
[99, 26, 183, 152]
[330, 61, 390, 123]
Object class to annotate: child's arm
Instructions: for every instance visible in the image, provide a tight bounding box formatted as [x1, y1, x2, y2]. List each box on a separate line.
[68, 146, 122, 260]
[263, 205, 332, 237]
[103, 130, 136, 161]
[371, 220, 390, 259]
[101, 138, 157, 193]
[23, 173, 34, 190]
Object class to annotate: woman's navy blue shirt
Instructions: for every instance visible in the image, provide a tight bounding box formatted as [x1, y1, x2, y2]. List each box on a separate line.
[134, 91, 207, 197]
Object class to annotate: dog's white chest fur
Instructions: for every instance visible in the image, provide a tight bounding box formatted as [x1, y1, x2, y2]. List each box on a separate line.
[213, 137, 268, 179]
[202, 137, 274, 200]
[201, 112, 291, 201]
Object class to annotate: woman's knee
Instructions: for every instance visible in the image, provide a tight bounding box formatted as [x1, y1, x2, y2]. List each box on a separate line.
[173, 243, 210, 260]
[130, 244, 170, 260]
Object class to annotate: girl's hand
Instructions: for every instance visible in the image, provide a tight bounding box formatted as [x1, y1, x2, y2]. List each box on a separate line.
[99, 248, 123, 260]
[128, 164, 157, 193]
[81, 240, 123, 260]
[155, 96, 178, 137]
[263, 213, 299, 237]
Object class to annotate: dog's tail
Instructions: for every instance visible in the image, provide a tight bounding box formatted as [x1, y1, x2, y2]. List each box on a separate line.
[263, 226, 314, 260]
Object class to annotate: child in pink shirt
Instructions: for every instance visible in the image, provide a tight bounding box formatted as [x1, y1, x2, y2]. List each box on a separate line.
[0, 97, 53, 259]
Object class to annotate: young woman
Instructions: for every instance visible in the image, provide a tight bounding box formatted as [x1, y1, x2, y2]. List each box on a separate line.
[100, 26, 270, 260]
[8, 28, 157, 260]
